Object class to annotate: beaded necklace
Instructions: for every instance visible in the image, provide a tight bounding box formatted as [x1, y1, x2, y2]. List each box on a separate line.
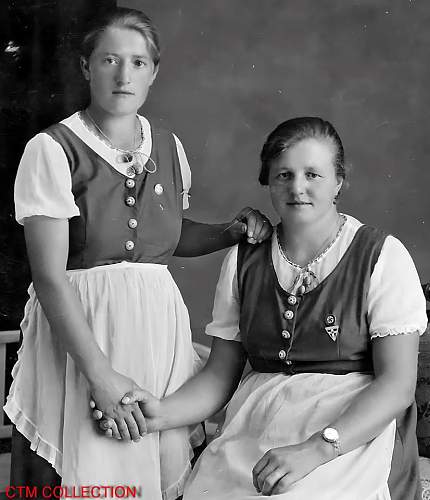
[276, 214, 347, 295]
[80, 110, 157, 175]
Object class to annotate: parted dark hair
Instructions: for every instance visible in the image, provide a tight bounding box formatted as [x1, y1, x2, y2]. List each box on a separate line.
[259, 117, 345, 185]
[81, 7, 160, 67]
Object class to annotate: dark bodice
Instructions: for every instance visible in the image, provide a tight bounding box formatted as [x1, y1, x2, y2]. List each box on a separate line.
[44, 123, 184, 269]
[237, 225, 387, 374]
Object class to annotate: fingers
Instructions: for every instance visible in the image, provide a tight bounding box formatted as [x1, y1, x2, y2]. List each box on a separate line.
[121, 389, 151, 405]
[132, 405, 147, 437]
[259, 468, 287, 496]
[124, 414, 141, 442]
[252, 454, 269, 490]
[99, 418, 121, 440]
[116, 418, 132, 441]
[235, 207, 271, 244]
[109, 420, 121, 440]
[271, 473, 300, 495]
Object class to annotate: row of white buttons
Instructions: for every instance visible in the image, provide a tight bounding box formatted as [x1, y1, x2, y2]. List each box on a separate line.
[279, 296, 297, 365]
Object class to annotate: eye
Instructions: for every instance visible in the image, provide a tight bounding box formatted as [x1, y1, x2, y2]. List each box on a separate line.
[277, 171, 291, 180]
[134, 59, 147, 68]
[103, 56, 118, 65]
[306, 172, 320, 179]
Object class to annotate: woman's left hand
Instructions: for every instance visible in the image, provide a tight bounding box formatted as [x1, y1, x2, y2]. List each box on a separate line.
[229, 207, 272, 244]
[252, 436, 331, 496]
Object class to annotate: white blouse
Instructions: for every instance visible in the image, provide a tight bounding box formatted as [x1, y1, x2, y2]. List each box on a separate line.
[14, 112, 192, 225]
[206, 214, 428, 341]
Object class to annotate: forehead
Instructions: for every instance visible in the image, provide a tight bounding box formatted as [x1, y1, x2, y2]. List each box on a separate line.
[273, 137, 336, 171]
[92, 26, 150, 56]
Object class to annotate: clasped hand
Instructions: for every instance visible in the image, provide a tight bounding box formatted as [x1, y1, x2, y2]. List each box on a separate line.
[90, 387, 160, 442]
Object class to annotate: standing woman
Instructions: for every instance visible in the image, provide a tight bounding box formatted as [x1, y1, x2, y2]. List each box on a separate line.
[4, 7, 270, 500]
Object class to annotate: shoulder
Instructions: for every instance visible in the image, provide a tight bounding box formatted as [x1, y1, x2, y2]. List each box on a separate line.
[138, 114, 174, 140]
[22, 131, 68, 158]
[379, 234, 416, 266]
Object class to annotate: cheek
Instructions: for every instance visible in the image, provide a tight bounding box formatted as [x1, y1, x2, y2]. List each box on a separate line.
[269, 185, 287, 205]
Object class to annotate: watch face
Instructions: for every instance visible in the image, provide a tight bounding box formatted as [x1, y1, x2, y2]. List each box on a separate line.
[323, 427, 339, 442]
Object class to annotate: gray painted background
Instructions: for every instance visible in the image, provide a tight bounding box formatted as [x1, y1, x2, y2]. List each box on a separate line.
[120, 0, 430, 345]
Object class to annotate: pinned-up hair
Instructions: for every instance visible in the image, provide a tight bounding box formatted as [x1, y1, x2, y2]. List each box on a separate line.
[259, 117, 345, 185]
[81, 7, 160, 67]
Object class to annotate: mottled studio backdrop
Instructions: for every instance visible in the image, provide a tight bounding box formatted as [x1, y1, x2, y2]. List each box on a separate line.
[1, 0, 429, 346]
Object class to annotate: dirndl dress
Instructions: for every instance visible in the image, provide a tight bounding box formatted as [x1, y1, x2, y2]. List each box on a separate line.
[4, 112, 203, 500]
[183, 215, 428, 500]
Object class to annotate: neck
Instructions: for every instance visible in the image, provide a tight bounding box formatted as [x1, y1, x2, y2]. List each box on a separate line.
[86, 105, 139, 150]
[279, 209, 341, 267]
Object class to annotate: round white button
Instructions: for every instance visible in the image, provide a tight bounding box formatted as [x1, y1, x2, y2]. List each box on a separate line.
[125, 178, 136, 189]
[125, 196, 136, 207]
[287, 295, 297, 305]
[278, 350, 286, 360]
[125, 240, 135, 251]
[154, 183, 164, 195]
[284, 310, 294, 320]
[281, 330, 290, 339]
[128, 218, 138, 229]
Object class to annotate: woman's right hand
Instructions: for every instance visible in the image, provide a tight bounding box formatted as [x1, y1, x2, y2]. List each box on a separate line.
[89, 369, 147, 442]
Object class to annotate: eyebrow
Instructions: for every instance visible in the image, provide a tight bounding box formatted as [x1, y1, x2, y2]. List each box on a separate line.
[99, 52, 150, 58]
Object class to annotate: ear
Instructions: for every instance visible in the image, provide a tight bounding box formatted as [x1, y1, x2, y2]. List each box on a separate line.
[336, 178, 343, 196]
[80, 56, 90, 80]
[149, 64, 159, 86]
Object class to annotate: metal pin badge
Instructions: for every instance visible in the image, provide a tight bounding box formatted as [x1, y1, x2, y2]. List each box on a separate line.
[324, 314, 339, 341]
[325, 325, 339, 341]
[325, 314, 336, 326]
[154, 183, 163, 195]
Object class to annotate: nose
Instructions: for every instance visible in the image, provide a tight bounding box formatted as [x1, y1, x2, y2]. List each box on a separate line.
[290, 174, 305, 196]
[116, 61, 131, 86]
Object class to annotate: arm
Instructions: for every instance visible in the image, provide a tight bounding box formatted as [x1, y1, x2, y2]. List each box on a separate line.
[323, 333, 418, 452]
[253, 333, 419, 495]
[153, 337, 246, 430]
[99, 337, 246, 436]
[24, 216, 145, 441]
[174, 207, 272, 257]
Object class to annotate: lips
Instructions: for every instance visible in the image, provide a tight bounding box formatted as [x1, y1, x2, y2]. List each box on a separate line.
[112, 90, 135, 95]
[287, 202, 312, 205]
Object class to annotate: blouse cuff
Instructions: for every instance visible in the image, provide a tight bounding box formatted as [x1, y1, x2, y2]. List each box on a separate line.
[17, 210, 80, 226]
[205, 326, 241, 342]
[370, 325, 427, 340]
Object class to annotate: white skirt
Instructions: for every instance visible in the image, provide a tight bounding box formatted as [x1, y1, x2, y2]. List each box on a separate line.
[4, 262, 203, 500]
[184, 371, 396, 500]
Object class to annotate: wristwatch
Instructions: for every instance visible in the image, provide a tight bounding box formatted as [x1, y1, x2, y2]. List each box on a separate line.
[321, 427, 341, 457]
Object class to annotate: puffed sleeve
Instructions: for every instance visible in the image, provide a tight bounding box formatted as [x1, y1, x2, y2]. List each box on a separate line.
[173, 134, 191, 210]
[368, 235, 428, 339]
[14, 133, 80, 225]
[206, 245, 242, 342]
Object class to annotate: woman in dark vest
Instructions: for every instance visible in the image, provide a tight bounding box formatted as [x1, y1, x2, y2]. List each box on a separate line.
[3, 7, 271, 499]
[108, 117, 427, 499]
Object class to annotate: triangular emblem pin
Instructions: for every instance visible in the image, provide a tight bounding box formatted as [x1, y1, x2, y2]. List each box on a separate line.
[325, 325, 339, 341]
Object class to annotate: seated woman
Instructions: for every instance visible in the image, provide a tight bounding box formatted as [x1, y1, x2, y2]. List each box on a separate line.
[98, 116, 428, 499]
